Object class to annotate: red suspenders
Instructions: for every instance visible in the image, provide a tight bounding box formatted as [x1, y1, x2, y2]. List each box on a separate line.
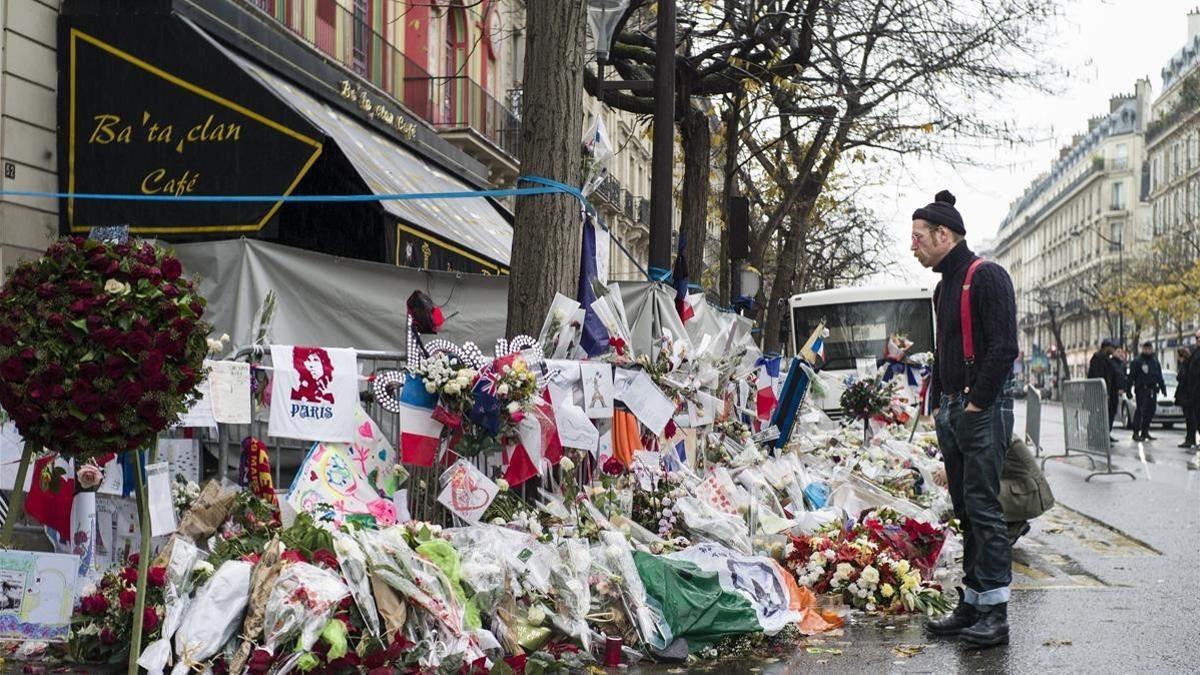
[961, 258, 987, 393]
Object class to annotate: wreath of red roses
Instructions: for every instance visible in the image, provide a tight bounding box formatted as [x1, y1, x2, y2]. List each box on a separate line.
[0, 237, 209, 459]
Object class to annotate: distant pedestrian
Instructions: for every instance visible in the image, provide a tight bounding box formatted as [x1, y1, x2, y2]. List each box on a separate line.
[1177, 347, 1194, 447]
[1180, 337, 1200, 449]
[911, 190, 1018, 647]
[1087, 338, 1121, 441]
[1129, 342, 1166, 442]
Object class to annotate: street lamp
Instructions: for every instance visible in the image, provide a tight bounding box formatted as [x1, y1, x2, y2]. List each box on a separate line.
[1070, 223, 1125, 347]
[586, 0, 676, 279]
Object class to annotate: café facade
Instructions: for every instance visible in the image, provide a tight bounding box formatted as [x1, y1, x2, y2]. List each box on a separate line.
[58, 0, 516, 274]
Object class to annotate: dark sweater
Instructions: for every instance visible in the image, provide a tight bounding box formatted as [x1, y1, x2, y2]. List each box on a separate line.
[931, 241, 1019, 408]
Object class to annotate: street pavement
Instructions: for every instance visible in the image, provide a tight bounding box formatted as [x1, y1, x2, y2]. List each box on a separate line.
[679, 400, 1200, 674]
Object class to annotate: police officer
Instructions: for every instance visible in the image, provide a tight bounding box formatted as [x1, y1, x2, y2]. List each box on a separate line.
[1129, 342, 1166, 442]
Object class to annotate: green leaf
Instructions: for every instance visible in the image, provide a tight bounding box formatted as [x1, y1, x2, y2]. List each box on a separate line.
[70, 319, 87, 332]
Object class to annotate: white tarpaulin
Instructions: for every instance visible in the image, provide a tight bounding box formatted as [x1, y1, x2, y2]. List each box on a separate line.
[173, 238, 509, 354]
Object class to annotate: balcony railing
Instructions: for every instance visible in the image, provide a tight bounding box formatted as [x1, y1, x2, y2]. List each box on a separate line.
[250, 0, 520, 160]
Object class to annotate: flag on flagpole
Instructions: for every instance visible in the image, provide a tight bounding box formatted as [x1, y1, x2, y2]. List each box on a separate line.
[578, 213, 611, 356]
[399, 373, 443, 467]
[799, 322, 827, 368]
[673, 233, 695, 324]
[754, 355, 782, 429]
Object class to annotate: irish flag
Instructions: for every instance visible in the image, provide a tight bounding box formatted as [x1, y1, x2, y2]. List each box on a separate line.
[399, 373, 443, 467]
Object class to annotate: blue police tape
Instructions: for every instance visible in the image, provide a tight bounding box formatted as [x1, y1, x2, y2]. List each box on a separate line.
[0, 174, 588, 206]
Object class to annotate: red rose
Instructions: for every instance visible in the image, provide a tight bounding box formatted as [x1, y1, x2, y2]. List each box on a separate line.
[136, 244, 158, 265]
[104, 355, 129, 379]
[99, 627, 117, 645]
[603, 456, 625, 476]
[142, 606, 160, 632]
[86, 314, 104, 332]
[0, 324, 15, 345]
[46, 313, 65, 329]
[20, 347, 34, 361]
[0, 357, 27, 382]
[47, 241, 67, 259]
[189, 301, 203, 317]
[119, 589, 137, 609]
[93, 327, 122, 349]
[140, 351, 166, 377]
[47, 385, 66, 400]
[148, 267, 163, 284]
[117, 380, 144, 404]
[246, 649, 275, 674]
[130, 263, 150, 280]
[125, 330, 152, 353]
[81, 593, 109, 615]
[280, 550, 309, 564]
[114, 242, 131, 256]
[84, 419, 104, 436]
[69, 298, 92, 314]
[121, 568, 139, 586]
[35, 282, 56, 299]
[159, 300, 180, 318]
[68, 279, 94, 296]
[161, 257, 182, 281]
[312, 549, 339, 570]
[145, 372, 170, 393]
[148, 566, 167, 587]
[79, 362, 102, 380]
[136, 398, 160, 421]
[161, 283, 181, 299]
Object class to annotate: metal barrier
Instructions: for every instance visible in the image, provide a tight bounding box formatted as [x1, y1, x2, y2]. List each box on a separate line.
[1024, 385, 1043, 457]
[1041, 378, 1135, 481]
[209, 346, 521, 527]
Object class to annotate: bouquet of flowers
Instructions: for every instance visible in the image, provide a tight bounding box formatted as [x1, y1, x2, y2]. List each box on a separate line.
[0, 238, 209, 460]
[260, 562, 350, 656]
[784, 520, 950, 615]
[171, 473, 201, 512]
[70, 554, 168, 664]
[839, 374, 895, 422]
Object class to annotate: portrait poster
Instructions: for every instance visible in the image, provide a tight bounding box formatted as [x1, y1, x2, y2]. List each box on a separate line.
[0, 550, 80, 642]
[269, 346, 359, 442]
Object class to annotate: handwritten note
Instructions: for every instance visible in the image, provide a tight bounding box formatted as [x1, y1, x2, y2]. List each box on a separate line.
[208, 360, 252, 424]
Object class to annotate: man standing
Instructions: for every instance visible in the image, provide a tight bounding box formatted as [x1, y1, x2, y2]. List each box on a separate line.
[1181, 333, 1200, 449]
[1176, 346, 1195, 448]
[1128, 342, 1166, 442]
[911, 190, 1018, 647]
[1087, 339, 1121, 441]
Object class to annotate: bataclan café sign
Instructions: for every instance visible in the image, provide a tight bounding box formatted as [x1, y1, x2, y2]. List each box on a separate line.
[59, 17, 325, 237]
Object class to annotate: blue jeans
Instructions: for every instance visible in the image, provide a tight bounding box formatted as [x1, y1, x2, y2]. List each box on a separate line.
[935, 385, 1015, 606]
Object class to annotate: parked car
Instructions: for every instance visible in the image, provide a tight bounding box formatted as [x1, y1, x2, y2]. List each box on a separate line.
[1123, 370, 1185, 429]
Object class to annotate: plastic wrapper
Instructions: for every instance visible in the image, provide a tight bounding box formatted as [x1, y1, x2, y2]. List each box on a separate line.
[230, 539, 285, 674]
[333, 531, 382, 638]
[261, 562, 350, 656]
[598, 530, 670, 651]
[169, 560, 253, 675]
[138, 538, 202, 675]
[675, 495, 753, 555]
[550, 537, 593, 650]
[828, 471, 935, 522]
[175, 480, 237, 545]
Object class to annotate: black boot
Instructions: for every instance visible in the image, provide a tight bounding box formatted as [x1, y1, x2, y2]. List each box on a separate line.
[926, 588, 979, 636]
[960, 602, 1009, 647]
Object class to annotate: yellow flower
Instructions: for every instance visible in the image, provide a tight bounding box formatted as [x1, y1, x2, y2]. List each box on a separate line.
[894, 559, 911, 575]
[880, 583, 895, 598]
[901, 572, 920, 591]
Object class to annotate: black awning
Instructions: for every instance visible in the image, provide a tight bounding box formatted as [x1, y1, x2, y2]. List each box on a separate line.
[58, 10, 325, 236]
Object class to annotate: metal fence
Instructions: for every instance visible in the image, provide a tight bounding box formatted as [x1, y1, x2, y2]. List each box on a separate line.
[1024, 384, 1043, 457]
[1041, 378, 1135, 481]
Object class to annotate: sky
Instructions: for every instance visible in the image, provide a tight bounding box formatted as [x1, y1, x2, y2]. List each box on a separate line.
[864, 0, 1197, 287]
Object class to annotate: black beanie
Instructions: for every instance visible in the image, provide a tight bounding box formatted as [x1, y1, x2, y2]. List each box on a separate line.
[912, 190, 965, 235]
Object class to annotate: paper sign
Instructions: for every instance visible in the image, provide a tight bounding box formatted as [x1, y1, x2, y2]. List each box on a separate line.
[97, 455, 123, 496]
[209, 360, 252, 424]
[437, 461, 499, 525]
[175, 379, 217, 429]
[94, 498, 117, 569]
[0, 550, 80, 642]
[580, 363, 614, 419]
[392, 489, 411, 523]
[145, 463, 177, 538]
[543, 360, 582, 409]
[157, 438, 200, 485]
[553, 402, 600, 453]
[0, 422, 31, 491]
[614, 370, 676, 436]
[287, 443, 393, 527]
[596, 420, 613, 462]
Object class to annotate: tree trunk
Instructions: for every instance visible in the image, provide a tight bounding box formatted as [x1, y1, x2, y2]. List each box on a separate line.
[679, 103, 711, 281]
[761, 196, 816, 353]
[718, 89, 744, 305]
[506, 0, 586, 337]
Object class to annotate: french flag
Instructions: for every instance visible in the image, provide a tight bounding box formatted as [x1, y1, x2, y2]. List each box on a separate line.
[399, 372, 443, 467]
[755, 355, 782, 429]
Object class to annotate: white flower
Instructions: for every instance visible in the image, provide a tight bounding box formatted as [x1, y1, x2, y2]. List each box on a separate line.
[860, 566, 880, 586]
[507, 402, 520, 414]
[194, 560, 215, 575]
[490, 517, 506, 525]
[496, 478, 510, 492]
[527, 605, 546, 626]
[424, 382, 437, 394]
[560, 457, 575, 472]
[866, 602, 877, 612]
[496, 383, 510, 397]
[103, 278, 129, 295]
[833, 563, 854, 581]
[220, 333, 230, 343]
[823, 549, 836, 560]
